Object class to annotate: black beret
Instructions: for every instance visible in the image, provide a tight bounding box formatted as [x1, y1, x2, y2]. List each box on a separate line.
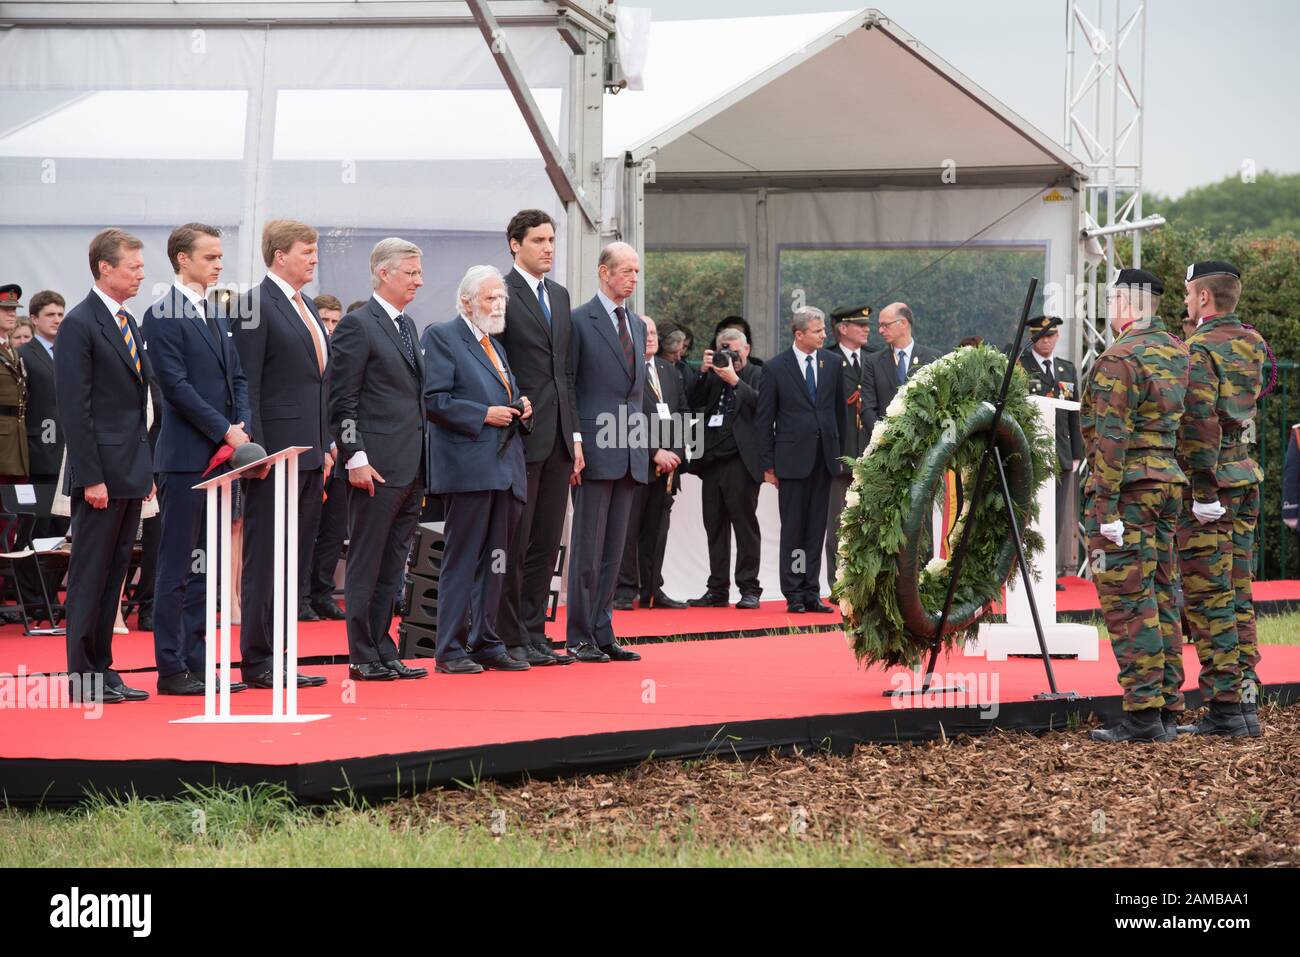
[1113, 268, 1164, 296]
[1186, 260, 1240, 282]
[830, 304, 872, 324]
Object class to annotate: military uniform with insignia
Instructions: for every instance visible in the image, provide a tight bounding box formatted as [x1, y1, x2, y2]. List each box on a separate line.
[1018, 315, 1084, 578]
[1175, 260, 1265, 738]
[0, 283, 31, 480]
[825, 305, 872, 579]
[1084, 269, 1189, 743]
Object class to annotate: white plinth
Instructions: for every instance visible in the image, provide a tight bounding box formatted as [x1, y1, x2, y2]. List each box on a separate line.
[967, 394, 1100, 661]
[172, 714, 330, 724]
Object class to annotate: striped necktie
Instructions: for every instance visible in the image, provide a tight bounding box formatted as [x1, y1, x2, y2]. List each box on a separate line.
[116, 308, 141, 375]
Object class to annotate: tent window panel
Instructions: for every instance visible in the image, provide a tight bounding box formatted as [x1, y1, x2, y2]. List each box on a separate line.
[644, 248, 747, 355]
[776, 245, 1048, 353]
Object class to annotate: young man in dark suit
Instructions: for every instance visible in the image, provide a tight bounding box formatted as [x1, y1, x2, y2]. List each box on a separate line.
[232, 219, 330, 689]
[494, 209, 579, 667]
[327, 238, 431, 681]
[143, 223, 252, 695]
[615, 315, 688, 610]
[688, 327, 765, 609]
[422, 265, 532, 673]
[826, 305, 873, 582]
[756, 307, 847, 613]
[19, 290, 64, 487]
[565, 242, 649, 662]
[860, 302, 941, 435]
[55, 229, 156, 703]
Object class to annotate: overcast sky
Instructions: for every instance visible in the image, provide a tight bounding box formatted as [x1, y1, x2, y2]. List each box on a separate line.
[634, 0, 1298, 197]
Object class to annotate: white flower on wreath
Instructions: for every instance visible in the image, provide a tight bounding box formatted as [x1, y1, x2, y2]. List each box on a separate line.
[925, 556, 948, 576]
[838, 596, 854, 619]
[865, 418, 889, 455]
[885, 392, 908, 418]
[844, 489, 860, 509]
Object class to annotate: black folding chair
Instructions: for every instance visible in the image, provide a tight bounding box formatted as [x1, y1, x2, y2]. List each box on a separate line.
[0, 485, 65, 636]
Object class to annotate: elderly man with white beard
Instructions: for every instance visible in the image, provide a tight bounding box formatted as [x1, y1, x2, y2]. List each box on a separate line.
[421, 265, 534, 673]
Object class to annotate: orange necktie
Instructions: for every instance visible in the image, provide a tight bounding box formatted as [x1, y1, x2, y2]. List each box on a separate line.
[479, 335, 512, 399]
[292, 292, 325, 374]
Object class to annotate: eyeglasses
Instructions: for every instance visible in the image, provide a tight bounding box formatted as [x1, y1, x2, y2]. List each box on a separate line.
[395, 268, 423, 280]
[878, 317, 905, 329]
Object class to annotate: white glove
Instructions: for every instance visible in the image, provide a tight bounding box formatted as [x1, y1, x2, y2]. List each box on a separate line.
[1192, 499, 1226, 525]
[1099, 520, 1125, 547]
[1285, 517, 1298, 531]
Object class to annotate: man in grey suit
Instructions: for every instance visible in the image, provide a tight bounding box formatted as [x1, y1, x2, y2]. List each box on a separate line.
[565, 242, 648, 663]
[826, 305, 873, 582]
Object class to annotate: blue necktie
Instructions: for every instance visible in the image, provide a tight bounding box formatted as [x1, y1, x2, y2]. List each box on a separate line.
[896, 349, 908, 386]
[536, 280, 551, 326]
[804, 354, 817, 402]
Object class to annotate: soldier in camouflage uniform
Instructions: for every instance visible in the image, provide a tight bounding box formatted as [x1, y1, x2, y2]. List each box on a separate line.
[1083, 268, 1189, 744]
[1175, 260, 1264, 738]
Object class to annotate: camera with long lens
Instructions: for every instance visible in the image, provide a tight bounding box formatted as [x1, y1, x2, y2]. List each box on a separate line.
[713, 346, 737, 369]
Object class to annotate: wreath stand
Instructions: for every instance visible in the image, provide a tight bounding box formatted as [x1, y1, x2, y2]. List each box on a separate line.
[894, 278, 1080, 702]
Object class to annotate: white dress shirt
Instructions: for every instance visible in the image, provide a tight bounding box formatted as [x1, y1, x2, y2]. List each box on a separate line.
[792, 342, 818, 388]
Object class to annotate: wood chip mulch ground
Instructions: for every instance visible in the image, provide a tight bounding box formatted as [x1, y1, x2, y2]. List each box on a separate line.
[390, 702, 1300, 866]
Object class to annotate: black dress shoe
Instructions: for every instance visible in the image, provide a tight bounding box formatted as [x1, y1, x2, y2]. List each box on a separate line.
[157, 671, 206, 696]
[736, 594, 760, 610]
[805, 600, 835, 614]
[136, 607, 154, 632]
[785, 602, 806, 613]
[202, 672, 248, 693]
[533, 641, 572, 665]
[381, 659, 428, 679]
[435, 658, 484, 675]
[688, 593, 728, 607]
[478, 653, 530, 671]
[246, 670, 323, 689]
[602, 641, 641, 662]
[511, 644, 555, 666]
[647, 592, 687, 609]
[612, 596, 635, 611]
[312, 599, 346, 620]
[113, 684, 151, 701]
[348, 662, 398, 681]
[298, 603, 321, 622]
[565, 642, 610, 663]
[1056, 582, 1066, 592]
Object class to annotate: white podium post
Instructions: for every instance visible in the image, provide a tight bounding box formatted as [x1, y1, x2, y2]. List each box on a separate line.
[172, 446, 329, 724]
[971, 394, 1100, 661]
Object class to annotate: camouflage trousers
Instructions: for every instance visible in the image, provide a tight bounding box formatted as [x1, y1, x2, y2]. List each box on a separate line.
[1087, 482, 1183, 712]
[1177, 484, 1260, 705]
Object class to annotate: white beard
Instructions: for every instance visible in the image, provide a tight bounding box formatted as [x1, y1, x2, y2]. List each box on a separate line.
[474, 311, 506, 336]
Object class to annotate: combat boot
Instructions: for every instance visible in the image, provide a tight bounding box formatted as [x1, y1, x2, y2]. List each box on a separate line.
[1160, 709, 1183, 737]
[1176, 701, 1249, 738]
[1240, 701, 1262, 737]
[1090, 708, 1174, 743]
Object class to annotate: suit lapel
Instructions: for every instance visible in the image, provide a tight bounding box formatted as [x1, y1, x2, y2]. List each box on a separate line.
[368, 298, 414, 374]
[263, 277, 322, 377]
[588, 297, 634, 382]
[508, 269, 552, 343]
[178, 288, 224, 367]
[91, 294, 143, 383]
[784, 350, 816, 409]
[459, 319, 511, 400]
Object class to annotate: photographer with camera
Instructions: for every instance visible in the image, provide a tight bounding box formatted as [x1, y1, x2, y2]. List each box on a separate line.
[687, 327, 765, 609]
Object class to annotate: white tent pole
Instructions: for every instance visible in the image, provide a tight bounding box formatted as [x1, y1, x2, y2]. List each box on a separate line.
[238, 26, 274, 291]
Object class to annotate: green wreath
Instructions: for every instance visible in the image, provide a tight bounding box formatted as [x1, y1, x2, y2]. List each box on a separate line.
[831, 345, 1056, 669]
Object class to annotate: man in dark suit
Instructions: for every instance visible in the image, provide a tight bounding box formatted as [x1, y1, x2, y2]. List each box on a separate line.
[861, 302, 941, 435]
[1018, 315, 1084, 580]
[565, 242, 648, 662]
[15, 290, 67, 611]
[20, 290, 64, 486]
[327, 238, 431, 681]
[55, 229, 156, 703]
[232, 219, 330, 689]
[615, 315, 688, 610]
[688, 326, 765, 609]
[143, 223, 253, 696]
[304, 293, 348, 620]
[756, 307, 846, 613]
[825, 305, 873, 582]
[495, 209, 579, 667]
[423, 265, 532, 673]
